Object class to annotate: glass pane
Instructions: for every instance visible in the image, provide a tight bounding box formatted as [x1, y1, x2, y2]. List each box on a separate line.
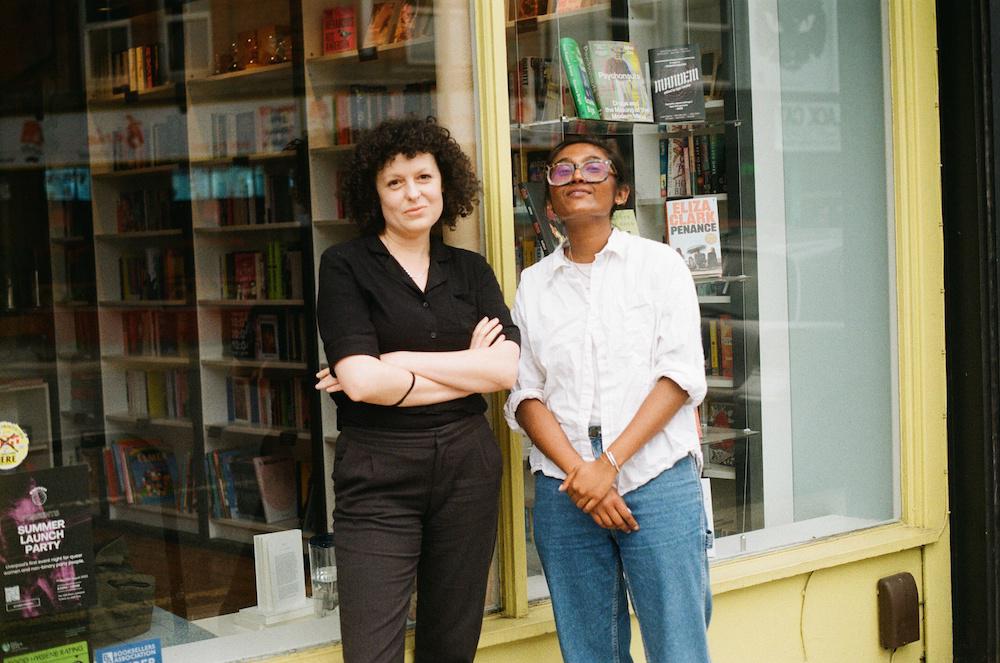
[0, 0, 493, 660]
[505, 0, 896, 602]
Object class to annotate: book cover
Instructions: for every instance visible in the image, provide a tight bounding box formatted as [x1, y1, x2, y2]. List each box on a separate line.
[516, 0, 545, 19]
[665, 136, 692, 198]
[0, 465, 97, 620]
[323, 6, 357, 54]
[124, 442, 177, 506]
[255, 314, 280, 360]
[517, 182, 566, 256]
[583, 40, 654, 122]
[558, 38, 601, 120]
[226, 310, 255, 359]
[665, 196, 722, 277]
[253, 456, 297, 524]
[648, 44, 706, 123]
[228, 456, 265, 522]
[362, 1, 399, 49]
[392, 1, 420, 42]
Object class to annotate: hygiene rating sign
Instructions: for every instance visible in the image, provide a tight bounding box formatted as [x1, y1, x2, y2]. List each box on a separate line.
[5, 640, 88, 663]
[94, 638, 162, 663]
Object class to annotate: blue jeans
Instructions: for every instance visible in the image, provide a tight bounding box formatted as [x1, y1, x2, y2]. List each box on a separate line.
[533, 435, 712, 663]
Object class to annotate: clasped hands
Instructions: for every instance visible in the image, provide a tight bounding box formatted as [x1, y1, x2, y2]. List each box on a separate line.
[314, 316, 507, 393]
[560, 458, 639, 533]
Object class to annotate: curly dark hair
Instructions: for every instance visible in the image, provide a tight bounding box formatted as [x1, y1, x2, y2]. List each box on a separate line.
[342, 117, 480, 235]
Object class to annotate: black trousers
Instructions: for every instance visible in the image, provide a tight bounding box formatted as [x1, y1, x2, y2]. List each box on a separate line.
[333, 414, 502, 663]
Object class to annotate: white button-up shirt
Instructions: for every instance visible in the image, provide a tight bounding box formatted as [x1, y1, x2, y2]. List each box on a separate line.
[504, 229, 707, 495]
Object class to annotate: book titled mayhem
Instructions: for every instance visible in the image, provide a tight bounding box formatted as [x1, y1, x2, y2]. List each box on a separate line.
[648, 44, 705, 123]
[0, 465, 96, 620]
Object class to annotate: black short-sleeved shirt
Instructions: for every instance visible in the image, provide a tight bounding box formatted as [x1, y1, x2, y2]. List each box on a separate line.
[316, 234, 521, 430]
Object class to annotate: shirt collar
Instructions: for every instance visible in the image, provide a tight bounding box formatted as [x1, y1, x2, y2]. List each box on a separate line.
[555, 227, 627, 271]
[364, 233, 451, 261]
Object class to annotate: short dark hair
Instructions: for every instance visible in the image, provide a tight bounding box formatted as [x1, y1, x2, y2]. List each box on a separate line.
[342, 117, 480, 235]
[546, 135, 631, 191]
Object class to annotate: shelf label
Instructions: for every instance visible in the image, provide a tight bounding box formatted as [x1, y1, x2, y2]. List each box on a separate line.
[0, 422, 29, 470]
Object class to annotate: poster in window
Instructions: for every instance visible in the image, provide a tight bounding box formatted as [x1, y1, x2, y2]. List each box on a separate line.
[0, 465, 96, 621]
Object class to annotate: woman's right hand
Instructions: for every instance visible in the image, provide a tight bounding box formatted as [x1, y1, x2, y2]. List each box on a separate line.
[469, 316, 504, 349]
[589, 488, 640, 533]
[314, 367, 342, 393]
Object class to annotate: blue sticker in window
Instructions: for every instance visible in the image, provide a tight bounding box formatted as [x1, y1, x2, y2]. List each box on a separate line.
[94, 639, 162, 663]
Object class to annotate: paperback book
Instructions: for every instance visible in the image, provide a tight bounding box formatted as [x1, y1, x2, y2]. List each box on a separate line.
[665, 196, 722, 277]
[648, 44, 706, 123]
[583, 40, 653, 122]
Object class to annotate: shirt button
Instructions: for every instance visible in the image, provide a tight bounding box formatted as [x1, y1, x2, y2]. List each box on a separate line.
[422, 301, 429, 308]
[430, 331, 438, 339]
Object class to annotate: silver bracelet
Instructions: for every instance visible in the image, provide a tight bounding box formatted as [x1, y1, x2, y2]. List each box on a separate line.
[604, 450, 621, 473]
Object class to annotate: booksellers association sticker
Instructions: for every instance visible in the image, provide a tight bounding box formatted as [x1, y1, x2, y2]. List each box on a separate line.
[0, 422, 29, 470]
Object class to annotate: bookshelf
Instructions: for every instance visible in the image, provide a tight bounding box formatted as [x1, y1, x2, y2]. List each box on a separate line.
[80, 0, 321, 546]
[507, 0, 764, 540]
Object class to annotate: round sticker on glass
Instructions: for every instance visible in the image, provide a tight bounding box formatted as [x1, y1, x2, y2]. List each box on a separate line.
[0, 422, 29, 470]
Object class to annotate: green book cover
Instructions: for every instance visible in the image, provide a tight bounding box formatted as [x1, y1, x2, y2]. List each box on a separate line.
[559, 37, 601, 120]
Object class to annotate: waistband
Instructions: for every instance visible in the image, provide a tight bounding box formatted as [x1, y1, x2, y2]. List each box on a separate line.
[341, 413, 488, 447]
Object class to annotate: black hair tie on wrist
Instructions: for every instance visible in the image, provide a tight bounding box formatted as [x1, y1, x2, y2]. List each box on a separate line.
[391, 371, 416, 407]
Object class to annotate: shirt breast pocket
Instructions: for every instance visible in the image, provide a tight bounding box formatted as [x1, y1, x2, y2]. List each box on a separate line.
[446, 291, 480, 337]
[621, 302, 656, 363]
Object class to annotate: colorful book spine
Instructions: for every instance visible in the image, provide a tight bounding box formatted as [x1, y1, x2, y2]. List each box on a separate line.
[558, 38, 601, 120]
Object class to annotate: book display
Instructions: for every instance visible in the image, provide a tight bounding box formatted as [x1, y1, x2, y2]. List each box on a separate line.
[61, 0, 446, 578]
[507, 0, 762, 570]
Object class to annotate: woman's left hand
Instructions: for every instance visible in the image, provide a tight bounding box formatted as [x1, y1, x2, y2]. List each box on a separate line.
[559, 459, 618, 513]
[315, 367, 343, 393]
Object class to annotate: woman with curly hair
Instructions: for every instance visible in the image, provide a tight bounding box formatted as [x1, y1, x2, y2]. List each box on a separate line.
[314, 116, 520, 663]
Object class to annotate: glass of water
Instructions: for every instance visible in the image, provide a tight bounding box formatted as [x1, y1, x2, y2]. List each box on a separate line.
[308, 533, 337, 617]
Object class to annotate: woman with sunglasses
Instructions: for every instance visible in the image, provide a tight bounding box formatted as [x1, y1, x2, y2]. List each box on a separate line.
[505, 135, 712, 662]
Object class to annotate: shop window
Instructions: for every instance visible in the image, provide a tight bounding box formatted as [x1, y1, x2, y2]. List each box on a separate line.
[0, 0, 493, 660]
[506, 0, 896, 602]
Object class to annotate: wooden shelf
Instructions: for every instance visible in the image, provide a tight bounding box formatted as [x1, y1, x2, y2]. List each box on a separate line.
[701, 426, 759, 445]
[306, 37, 435, 83]
[186, 62, 294, 98]
[706, 376, 735, 389]
[198, 299, 305, 308]
[205, 422, 310, 440]
[194, 222, 306, 235]
[91, 164, 180, 180]
[210, 516, 302, 535]
[99, 299, 191, 309]
[105, 412, 194, 429]
[201, 358, 308, 371]
[114, 502, 198, 522]
[87, 83, 182, 109]
[189, 151, 297, 167]
[506, 4, 611, 31]
[95, 229, 184, 240]
[102, 355, 193, 369]
[637, 193, 728, 207]
[309, 144, 354, 157]
[703, 462, 736, 480]
[51, 236, 88, 245]
[313, 219, 353, 229]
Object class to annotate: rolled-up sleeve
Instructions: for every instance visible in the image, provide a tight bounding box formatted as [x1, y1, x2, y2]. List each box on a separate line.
[503, 285, 545, 433]
[652, 262, 708, 406]
[316, 246, 380, 371]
